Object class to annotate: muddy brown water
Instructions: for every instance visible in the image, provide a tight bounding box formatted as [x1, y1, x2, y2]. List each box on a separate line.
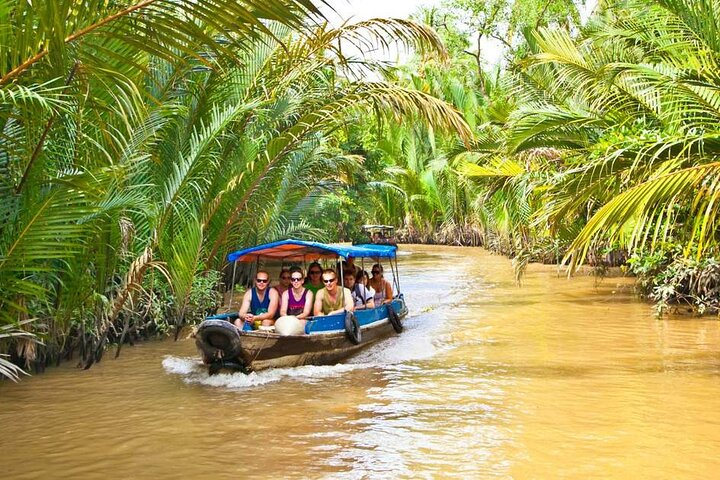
[2, 245, 720, 479]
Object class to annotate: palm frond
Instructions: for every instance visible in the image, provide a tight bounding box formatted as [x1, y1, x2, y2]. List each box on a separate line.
[565, 161, 720, 268]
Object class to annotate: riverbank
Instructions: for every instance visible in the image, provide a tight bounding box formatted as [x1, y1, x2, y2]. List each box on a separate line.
[5, 242, 708, 382]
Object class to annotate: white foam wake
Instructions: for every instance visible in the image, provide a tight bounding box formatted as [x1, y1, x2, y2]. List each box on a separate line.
[349, 312, 453, 365]
[162, 355, 365, 389]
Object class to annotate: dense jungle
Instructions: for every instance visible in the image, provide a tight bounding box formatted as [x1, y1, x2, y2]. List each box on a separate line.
[2, 0, 720, 380]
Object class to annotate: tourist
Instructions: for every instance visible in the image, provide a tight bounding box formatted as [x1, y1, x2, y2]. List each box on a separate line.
[280, 267, 313, 320]
[368, 263, 393, 305]
[234, 270, 279, 328]
[343, 270, 374, 310]
[338, 258, 356, 276]
[358, 269, 375, 298]
[274, 268, 291, 297]
[314, 269, 354, 316]
[304, 262, 324, 296]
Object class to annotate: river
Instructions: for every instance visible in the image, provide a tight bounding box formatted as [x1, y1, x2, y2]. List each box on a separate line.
[1, 245, 719, 479]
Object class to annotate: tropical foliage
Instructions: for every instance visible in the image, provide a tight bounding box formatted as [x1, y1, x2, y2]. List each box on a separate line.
[460, 0, 720, 305]
[329, 0, 584, 253]
[5, 0, 720, 380]
[0, 0, 472, 377]
[324, 0, 720, 311]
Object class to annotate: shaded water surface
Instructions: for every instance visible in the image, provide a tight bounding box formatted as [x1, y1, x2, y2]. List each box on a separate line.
[2, 246, 720, 479]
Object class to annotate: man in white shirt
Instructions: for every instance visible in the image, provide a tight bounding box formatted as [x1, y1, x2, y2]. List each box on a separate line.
[343, 270, 375, 310]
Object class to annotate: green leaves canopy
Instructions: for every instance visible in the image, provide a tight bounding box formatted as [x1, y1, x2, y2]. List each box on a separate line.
[0, 1, 472, 374]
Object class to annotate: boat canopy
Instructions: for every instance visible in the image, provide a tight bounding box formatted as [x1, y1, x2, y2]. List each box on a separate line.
[227, 239, 397, 263]
[362, 224, 395, 232]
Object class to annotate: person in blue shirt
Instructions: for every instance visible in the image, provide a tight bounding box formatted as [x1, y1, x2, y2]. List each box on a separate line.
[234, 270, 279, 329]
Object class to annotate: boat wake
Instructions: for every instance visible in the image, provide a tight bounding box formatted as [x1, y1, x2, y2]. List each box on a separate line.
[162, 355, 364, 388]
[349, 311, 453, 365]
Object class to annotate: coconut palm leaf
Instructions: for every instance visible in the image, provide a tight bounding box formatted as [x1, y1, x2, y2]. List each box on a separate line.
[458, 155, 527, 177]
[322, 17, 448, 65]
[0, 0, 325, 85]
[163, 214, 204, 326]
[564, 161, 720, 268]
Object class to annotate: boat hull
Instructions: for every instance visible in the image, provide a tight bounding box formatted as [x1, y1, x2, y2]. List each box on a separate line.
[196, 298, 408, 373]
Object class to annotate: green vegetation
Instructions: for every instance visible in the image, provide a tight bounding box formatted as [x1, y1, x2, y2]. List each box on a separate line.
[3, 0, 720, 380]
[0, 1, 469, 377]
[324, 0, 720, 310]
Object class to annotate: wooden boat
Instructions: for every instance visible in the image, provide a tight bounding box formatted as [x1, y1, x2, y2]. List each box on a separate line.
[195, 239, 408, 374]
[356, 224, 397, 246]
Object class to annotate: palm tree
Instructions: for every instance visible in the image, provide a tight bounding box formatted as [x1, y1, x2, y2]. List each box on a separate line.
[339, 58, 484, 243]
[543, 1, 720, 268]
[461, 0, 720, 271]
[0, 0, 330, 374]
[0, 3, 473, 374]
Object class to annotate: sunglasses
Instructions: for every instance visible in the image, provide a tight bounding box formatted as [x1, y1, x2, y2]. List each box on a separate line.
[280, 276, 291, 280]
[290, 276, 303, 282]
[309, 271, 321, 275]
[256, 278, 269, 283]
[322, 278, 336, 284]
[371, 271, 380, 274]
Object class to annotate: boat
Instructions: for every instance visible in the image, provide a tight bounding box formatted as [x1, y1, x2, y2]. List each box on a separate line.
[355, 224, 397, 246]
[194, 239, 408, 374]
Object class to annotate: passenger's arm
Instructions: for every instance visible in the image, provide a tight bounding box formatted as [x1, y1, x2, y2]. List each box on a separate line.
[280, 290, 289, 317]
[234, 290, 252, 327]
[313, 290, 324, 316]
[383, 280, 393, 303]
[299, 291, 313, 320]
[343, 288, 355, 312]
[359, 285, 375, 309]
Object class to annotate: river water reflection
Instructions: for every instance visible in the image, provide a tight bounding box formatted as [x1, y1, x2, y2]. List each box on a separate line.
[2, 245, 720, 478]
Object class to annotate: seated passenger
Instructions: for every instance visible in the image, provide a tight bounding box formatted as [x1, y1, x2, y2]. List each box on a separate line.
[313, 269, 354, 316]
[273, 268, 291, 297]
[359, 269, 374, 294]
[280, 266, 313, 320]
[368, 263, 393, 305]
[343, 270, 375, 310]
[339, 258, 356, 276]
[304, 262, 324, 295]
[234, 270, 279, 328]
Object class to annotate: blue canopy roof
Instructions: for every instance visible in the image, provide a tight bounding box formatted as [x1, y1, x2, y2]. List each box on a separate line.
[227, 239, 397, 263]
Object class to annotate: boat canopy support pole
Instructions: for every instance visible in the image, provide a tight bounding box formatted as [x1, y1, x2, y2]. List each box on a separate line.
[391, 256, 401, 295]
[255, 257, 260, 286]
[339, 259, 346, 305]
[228, 260, 238, 308]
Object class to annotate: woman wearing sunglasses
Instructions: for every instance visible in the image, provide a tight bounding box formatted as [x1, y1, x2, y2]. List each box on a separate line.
[304, 261, 324, 296]
[273, 268, 292, 297]
[279, 266, 313, 320]
[313, 269, 354, 316]
[368, 263, 393, 305]
[234, 270, 279, 329]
